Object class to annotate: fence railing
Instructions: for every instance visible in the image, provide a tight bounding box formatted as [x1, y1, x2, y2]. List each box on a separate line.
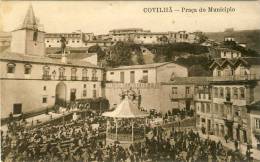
[213, 74, 259, 82]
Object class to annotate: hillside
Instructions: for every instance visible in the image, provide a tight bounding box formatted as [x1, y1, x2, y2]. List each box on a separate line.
[206, 30, 260, 53]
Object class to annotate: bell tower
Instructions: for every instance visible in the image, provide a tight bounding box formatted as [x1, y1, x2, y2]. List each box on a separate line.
[11, 5, 45, 56]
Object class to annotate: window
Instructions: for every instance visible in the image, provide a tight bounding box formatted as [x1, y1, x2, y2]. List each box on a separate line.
[217, 70, 221, 76]
[59, 67, 65, 76]
[240, 66, 248, 76]
[82, 68, 88, 77]
[214, 87, 218, 98]
[186, 87, 190, 95]
[13, 104, 22, 115]
[220, 87, 224, 98]
[201, 103, 205, 113]
[24, 64, 32, 74]
[110, 72, 114, 75]
[226, 87, 231, 100]
[43, 86, 46, 91]
[83, 84, 87, 88]
[43, 65, 50, 76]
[214, 103, 218, 114]
[233, 87, 238, 99]
[93, 90, 97, 98]
[255, 118, 260, 129]
[206, 103, 210, 113]
[93, 84, 96, 88]
[33, 30, 38, 41]
[240, 87, 245, 99]
[172, 87, 178, 94]
[7, 63, 15, 74]
[220, 104, 224, 116]
[83, 90, 87, 97]
[71, 68, 77, 80]
[42, 97, 47, 103]
[142, 70, 148, 83]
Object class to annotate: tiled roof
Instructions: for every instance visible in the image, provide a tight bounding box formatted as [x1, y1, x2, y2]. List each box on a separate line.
[107, 62, 175, 70]
[0, 52, 100, 68]
[163, 76, 213, 85]
[47, 53, 96, 60]
[210, 57, 260, 69]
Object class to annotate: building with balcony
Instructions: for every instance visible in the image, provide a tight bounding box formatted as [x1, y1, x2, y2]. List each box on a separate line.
[0, 5, 103, 119]
[209, 57, 260, 144]
[194, 84, 213, 135]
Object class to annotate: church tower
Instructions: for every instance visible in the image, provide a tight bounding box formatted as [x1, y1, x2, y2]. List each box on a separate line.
[11, 5, 45, 56]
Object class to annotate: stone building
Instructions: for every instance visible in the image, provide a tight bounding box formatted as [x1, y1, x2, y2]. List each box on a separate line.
[0, 5, 103, 119]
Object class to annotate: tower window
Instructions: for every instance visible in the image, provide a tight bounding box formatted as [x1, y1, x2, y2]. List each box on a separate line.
[33, 30, 38, 41]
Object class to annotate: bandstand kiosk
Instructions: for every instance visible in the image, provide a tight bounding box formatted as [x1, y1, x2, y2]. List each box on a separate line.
[102, 97, 148, 147]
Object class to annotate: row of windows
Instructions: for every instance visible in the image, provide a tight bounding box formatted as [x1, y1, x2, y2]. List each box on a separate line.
[172, 87, 190, 95]
[46, 40, 81, 43]
[213, 103, 242, 117]
[213, 87, 245, 99]
[197, 102, 211, 113]
[215, 66, 249, 76]
[7, 63, 32, 74]
[7, 63, 98, 77]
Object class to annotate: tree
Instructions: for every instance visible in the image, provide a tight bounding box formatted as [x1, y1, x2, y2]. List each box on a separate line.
[88, 45, 106, 61]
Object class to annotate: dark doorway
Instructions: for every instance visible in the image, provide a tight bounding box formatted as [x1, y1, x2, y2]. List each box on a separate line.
[70, 89, 76, 101]
[55, 82, 67, 105]
[13, 104, 22, 114]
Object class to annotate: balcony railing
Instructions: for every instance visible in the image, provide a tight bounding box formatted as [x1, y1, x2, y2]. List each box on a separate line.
[42, 75, 51, 80]
[82, 77, 89, 81]
[213, 74, 259, 82]
[169, 93, 193, 101]
[253, 129, 260, 136]
[71, 76, 77, 81]
[59, 76, 66, 80]
[91, 77, 98, 81]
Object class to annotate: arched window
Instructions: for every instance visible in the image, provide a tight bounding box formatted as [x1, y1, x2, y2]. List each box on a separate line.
[24, 64, 32, 74]
[7, 63, 16, 74]
[82, 68, 88, 81]
[71, 68, 77, 80]
[59, 67, 65, 80]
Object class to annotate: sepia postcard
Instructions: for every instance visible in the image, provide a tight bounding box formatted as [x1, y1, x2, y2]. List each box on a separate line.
[0, 0, 260, 161]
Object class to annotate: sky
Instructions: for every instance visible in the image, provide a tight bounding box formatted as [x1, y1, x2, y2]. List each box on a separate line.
[0, 1, 260, 34]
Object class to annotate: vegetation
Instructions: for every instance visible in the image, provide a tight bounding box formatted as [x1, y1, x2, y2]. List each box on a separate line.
[107, 42, 144, 67]
[88, 45, 106, 61]
[145, 42, 209, 61]
[223, 41, 259, 57]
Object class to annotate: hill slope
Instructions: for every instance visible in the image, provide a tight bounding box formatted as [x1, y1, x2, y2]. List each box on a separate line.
[206, 30, 260, 53]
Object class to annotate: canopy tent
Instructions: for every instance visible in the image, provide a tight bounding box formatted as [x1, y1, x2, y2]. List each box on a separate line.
[102, 98, 148, 118]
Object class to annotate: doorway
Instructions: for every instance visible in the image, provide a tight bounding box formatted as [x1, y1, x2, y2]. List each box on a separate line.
[70, 89, 76, 102]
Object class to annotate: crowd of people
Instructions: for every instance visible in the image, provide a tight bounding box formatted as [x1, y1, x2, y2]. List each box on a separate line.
[1, 109, 251, 162]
